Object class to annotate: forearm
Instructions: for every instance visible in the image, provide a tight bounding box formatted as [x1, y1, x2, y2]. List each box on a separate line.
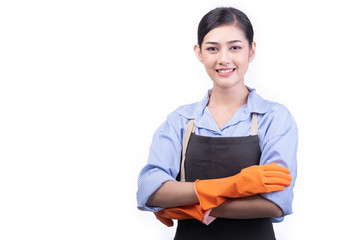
[146, 180, 199, 208]
[210, 195, 282, 219]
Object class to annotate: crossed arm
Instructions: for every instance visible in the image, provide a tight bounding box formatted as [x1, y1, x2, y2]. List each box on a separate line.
[146, 180, 283, 220]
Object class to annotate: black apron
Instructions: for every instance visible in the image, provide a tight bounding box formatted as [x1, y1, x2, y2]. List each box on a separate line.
[175, 113, 275, 240]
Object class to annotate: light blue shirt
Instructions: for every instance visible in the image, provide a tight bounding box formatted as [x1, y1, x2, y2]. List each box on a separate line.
[137, 87, 298, 222]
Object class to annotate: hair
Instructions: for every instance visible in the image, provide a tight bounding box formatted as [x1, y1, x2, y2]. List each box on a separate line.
[197, 7, 254, 48]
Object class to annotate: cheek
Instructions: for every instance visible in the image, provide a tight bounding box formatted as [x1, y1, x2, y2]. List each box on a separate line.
[234, 54, 250, 67]
[201, 54, 216, 65]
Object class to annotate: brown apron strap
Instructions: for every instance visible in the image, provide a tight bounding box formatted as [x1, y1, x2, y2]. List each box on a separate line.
[250, 113, 258, 136]
[180, 119, 195, 182]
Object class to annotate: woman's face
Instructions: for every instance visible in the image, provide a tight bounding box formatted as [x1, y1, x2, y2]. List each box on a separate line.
[194, 24, 256, 90]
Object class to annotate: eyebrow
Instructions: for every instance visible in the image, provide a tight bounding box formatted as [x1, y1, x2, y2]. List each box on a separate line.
[204, 40, 242, 45]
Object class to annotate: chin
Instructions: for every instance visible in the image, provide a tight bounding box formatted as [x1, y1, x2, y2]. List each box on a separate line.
[213, 81, 240, 90]
[212, 77, 242, 88]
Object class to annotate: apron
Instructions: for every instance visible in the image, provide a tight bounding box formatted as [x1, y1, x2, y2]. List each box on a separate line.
[175, 113, 276, 240]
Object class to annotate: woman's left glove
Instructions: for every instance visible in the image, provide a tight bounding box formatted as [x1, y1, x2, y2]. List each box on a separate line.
[195, 163, 292, 210]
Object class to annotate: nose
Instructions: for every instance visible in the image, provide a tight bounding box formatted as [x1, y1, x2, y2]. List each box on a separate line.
[218, 49, 231, 65]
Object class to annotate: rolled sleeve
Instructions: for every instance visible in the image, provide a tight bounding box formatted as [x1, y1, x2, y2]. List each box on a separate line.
[136, 117, 183, 212]
[260, 120, 298, 222]
[137, 166, 175, 212]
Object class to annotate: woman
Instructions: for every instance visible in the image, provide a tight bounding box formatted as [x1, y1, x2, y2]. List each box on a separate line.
[137, 7, 297, 240]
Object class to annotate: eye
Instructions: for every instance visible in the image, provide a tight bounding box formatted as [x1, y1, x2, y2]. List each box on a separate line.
[230, 46, 242, 51]
[206, 47, 218, 52]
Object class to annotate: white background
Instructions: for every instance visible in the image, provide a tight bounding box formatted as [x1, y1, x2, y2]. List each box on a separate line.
[1, 0, 360, 239]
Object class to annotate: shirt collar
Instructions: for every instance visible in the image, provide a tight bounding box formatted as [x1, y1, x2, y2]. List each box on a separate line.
[194, 86, 272, 130]
[246, 86, 272, 114]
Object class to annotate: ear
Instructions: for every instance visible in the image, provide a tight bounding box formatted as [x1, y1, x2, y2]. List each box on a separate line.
[249, 41, 256, 62]
[193, 44, 203, 62]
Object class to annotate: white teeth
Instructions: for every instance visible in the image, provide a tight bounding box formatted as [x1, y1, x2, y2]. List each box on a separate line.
[218, 69, 234, 73]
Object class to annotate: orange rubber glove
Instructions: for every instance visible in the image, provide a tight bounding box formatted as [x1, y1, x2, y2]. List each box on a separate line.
[155, 204, 205, 221]
[195, 163, 292, 210]
[154, 213, 174, 227]
[154, 204, 216, 225]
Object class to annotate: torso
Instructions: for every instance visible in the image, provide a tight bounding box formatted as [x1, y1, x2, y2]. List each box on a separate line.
[175, 114, 275, 240]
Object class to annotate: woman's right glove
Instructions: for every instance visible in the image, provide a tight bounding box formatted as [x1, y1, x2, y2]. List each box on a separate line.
[154, 203, 216, 225]
[195, 163, 292, 210]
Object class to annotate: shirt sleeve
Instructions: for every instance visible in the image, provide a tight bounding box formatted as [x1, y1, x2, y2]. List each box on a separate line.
[136, 114, 184, 212]
[259, 106, 298, 223]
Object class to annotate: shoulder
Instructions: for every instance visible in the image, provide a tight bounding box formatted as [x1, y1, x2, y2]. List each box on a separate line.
[156, 100, 203, 143]
[264, 100, 296, 125]
[259, 99, 297, 142]
[173, 101, 203, 119]
[250, 89, 296, 128]
[166, 101, 202, 129]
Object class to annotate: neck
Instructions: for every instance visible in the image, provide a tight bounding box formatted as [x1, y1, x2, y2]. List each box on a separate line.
[208, 83, 250, 109]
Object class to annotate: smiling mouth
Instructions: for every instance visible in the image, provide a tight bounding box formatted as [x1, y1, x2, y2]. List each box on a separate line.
[216, 68, 235, 73]
[216, 68, 236, 74]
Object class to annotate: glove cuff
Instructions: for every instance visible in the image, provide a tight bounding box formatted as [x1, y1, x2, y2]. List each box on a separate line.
[202, 209, 216, 225]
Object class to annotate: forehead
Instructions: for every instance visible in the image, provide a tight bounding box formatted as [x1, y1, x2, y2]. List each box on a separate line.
[203, 25, 247, 43]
